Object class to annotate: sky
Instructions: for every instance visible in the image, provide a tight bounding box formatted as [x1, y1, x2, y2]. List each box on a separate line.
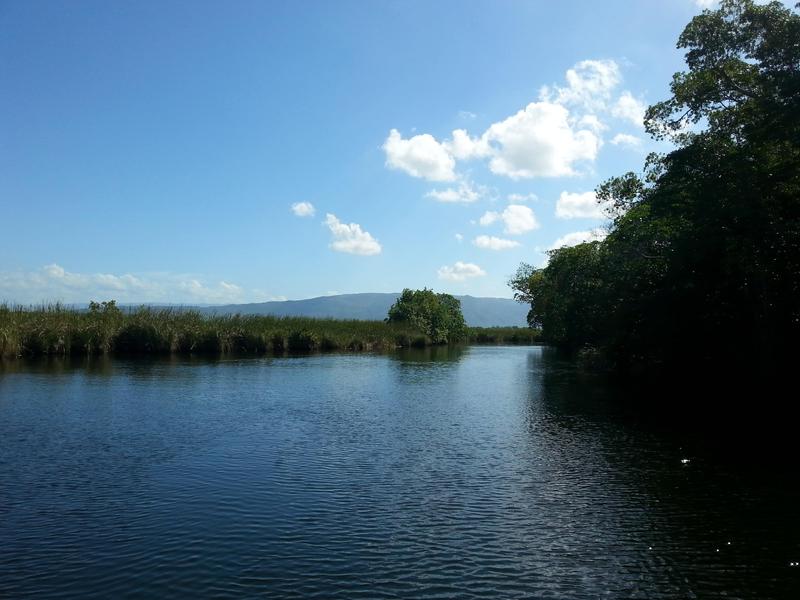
[0, 0, 722, 304]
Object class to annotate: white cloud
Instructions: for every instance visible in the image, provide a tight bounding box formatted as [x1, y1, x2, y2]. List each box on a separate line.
[291, 201, 316, 217]
[507, 193, 538, 203]
[179, 279, 244, 302]
[612, 91, 647, 127]
[578, 114, 607, 133]
[555, 191, 611, 219]
[550, 228, 608, 249]
[426, 180, 485, 203]
[610, 133, 643, 149]
[695, 0, 716, 7]
[443, 129, 492, 160]
[382, 129, 456, 181]
[458, 110, 477, 120]
[483, 102, 600, 179]
[324, 213, 382, 256]
[455, 233, 464, 242]
[501, 204, 540, 235]
[0, 264, 268, 304]
[383, 59, 648, 184]
[472, 235, 521, 250]
[437, 261, 487, 281]
[479, 211, 500, 226]
[540, 59, 622, 111]
[479, 205, 539, 234]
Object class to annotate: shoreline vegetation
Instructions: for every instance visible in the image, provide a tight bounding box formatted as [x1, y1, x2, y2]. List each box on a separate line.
[0, 302, 540, 359]
[510, 0, 798, 384]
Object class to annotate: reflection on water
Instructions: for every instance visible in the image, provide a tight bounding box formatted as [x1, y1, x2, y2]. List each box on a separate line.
[0, 347, 797, 599]
[390, 344, 468, 363]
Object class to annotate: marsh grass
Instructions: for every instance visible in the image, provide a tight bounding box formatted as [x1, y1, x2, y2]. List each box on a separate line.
[0, 303, 539, 358]
[466, 327, 540, 345]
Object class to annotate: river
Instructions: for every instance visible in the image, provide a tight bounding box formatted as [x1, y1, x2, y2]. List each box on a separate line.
[1, 346, 797, 598]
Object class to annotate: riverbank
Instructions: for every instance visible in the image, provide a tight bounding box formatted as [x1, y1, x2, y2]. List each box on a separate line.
[0, 304, 540, 358]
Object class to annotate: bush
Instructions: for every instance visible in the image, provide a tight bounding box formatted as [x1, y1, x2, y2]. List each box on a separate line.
[386, 288, 466, 344]
[287, 330, 318, 353]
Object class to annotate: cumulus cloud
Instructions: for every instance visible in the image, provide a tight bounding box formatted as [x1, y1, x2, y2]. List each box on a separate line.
[455, 233, 464, 242]
[610, 133, 643, 149]
[396, 100, 600, 181]
[426, 180, 486, 203]
[443, 129, 492, 160]
[695, 0, 716, 7]
[324, 213, 382, 256]
[291, 201, 316, 217]
[458, 110, 477, 120]
[383, 59, 646, 183]
[540, 59, 622, 111]
[478, 211, 500, 226]
[550, 228, 608, 249]
[472, 235, 521, 250]
[555, 191, 611, 219]
[0, 264, 274, 304]
[382, 129, 456, 181]
[501, 204, 539, 235]
[483, 102, 600, 179]
[612, 91, 647, 127]
[478, 205, 539, 234]
[437, 261, 487, 282]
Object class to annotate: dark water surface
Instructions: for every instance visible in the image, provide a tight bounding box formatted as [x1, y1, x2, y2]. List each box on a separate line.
[1, 346, 798, 599]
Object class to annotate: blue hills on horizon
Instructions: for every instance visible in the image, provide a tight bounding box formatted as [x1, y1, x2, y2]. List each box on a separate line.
[201, 293, 530, 328]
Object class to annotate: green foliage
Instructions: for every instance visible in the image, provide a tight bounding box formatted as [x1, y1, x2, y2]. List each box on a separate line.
[0, 303, 414, 357]
[466, 326, 541, 345]
[0, 302, 535, 359]
[386, 288, 466, 344]
[286, 330, 318, 353]
[512, 0, 800, 378]
[512, 244, 607, 349]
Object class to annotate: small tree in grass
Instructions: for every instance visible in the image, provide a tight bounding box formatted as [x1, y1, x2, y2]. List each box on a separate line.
[386, 288, 466, 344]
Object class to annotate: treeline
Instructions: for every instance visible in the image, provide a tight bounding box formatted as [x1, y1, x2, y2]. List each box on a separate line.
[0, 302, 538, 359]
[512, 0, 799, 383]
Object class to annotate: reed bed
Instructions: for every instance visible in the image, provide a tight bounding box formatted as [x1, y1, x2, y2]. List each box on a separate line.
[465, 327, 541, 345]
[0, 303, 539, 358]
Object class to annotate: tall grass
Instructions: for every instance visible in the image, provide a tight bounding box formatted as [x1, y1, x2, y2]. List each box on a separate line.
[465, 326, 541, 345]
[0, 303, 540, 358]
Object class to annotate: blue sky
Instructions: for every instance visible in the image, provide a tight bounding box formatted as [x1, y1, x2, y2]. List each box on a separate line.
[1, 0, 716, 303]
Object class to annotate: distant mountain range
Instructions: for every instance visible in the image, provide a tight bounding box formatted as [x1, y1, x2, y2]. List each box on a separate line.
[201, 293, 529, 327]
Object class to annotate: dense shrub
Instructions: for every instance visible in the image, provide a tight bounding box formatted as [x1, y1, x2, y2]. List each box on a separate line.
[386, 288, 466, 344]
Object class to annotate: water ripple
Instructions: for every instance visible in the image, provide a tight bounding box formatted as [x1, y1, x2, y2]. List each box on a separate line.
[1, 349, 798, 599]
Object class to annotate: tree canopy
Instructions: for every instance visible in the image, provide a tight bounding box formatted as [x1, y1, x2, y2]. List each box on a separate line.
[386, 288, 466, 344]
[511, 0, 799, 380]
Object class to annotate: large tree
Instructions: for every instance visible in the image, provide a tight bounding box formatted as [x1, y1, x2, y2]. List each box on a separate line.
[512, 0, 799, 379]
